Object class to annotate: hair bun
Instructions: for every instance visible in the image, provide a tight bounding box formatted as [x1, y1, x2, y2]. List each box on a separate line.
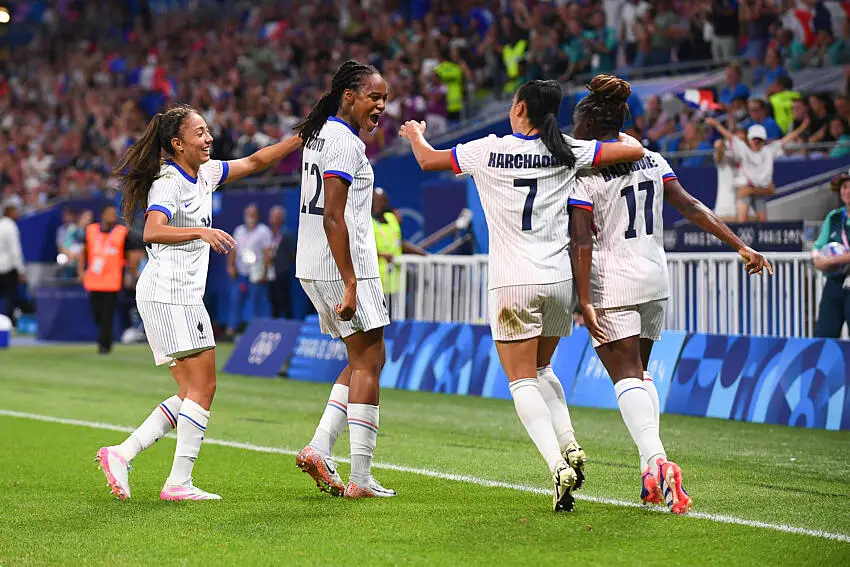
[586, 74, 631, 103]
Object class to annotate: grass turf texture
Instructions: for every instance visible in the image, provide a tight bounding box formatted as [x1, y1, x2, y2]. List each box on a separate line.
[0, 344, 848, 566]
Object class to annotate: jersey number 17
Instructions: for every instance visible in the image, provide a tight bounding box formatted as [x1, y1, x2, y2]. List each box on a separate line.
[621, 181, 656, 240]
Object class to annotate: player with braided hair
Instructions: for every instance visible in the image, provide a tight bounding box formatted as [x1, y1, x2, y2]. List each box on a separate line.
[96, 104, 301, 501]
[569, 75, 772, 514]
[294, 61, 397, 499]
[399, 79, 645, 512]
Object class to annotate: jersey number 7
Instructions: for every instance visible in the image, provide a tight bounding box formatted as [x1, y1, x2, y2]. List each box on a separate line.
[514, 178, 538, 231]
[621, 181, 655, 239]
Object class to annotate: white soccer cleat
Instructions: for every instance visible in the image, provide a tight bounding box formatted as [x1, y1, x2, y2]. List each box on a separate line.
[160, 482, 222, 501]
[95, 446, 131, 500]
[344, 476, 397, 498]
[553, 459, 578, 512]
[564, 440, 587, 490]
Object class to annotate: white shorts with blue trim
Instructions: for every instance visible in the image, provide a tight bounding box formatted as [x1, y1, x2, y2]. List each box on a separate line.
[488, 280, 577, 341]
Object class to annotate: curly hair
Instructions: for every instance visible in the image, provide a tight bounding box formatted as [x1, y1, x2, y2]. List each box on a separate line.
[572, 74, 632, 140]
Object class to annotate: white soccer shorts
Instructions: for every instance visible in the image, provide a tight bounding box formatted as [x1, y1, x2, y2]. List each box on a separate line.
[591, 299, 667, 348]
[137, 301, 216, 366]
[299, 277, 389, 339]
[488, 280, 576, 342]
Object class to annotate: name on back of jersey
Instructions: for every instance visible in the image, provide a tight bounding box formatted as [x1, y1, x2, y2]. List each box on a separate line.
[598, 154, 662, 182]
[304, 136, 325, 152]
[486, 152, 570, 169]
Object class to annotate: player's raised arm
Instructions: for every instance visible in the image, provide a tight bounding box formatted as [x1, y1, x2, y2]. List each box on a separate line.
[398, 121, 455, 171]
[664, 177, 772, 275]
[223, 135, 302, 184]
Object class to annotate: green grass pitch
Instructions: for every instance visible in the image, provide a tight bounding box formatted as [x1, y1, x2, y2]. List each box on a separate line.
[1, 344, 848, 566]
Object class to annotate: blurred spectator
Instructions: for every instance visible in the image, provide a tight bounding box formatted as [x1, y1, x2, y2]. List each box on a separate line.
[719, 64, 751, 109]
[767, 75, 802, 133]
[620, 0, 650, 64]
[811, 173, 850, 338]
[744, 98, 784, 140]
[713, 124, 748, 221]
[753, 47, 789, 87]
[267, 206, 295, 320]
[678, 122, 714, 167]
[774, 27, 807, 70]
[226, 204, 272, 338]
[56, 207, 78, 254]
[807, 93, 834, 143]
[827, 118, 850, 157]
[0, 203, 24, 326]
[435, 48, 472, 121]
[60, 209, 93, 279]
[710, 0, 740, 62]
[235, 118, 274, 159]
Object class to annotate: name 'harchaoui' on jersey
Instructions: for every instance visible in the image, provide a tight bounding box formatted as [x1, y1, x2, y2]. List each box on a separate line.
[136, 159, 229, 305]
[451, 133, 602, 289]
[570, 149, 676, 308]
[295, 117, 380, 281]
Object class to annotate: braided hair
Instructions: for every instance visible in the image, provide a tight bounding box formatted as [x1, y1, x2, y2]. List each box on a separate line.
[572, 74, 632, 141]
[296, 60, 380, 146]
[115, 104, 198, 221]
[515, 79, 576, 168]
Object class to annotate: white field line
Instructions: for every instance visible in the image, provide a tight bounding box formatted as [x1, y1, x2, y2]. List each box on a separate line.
[2, 409, 848, 544]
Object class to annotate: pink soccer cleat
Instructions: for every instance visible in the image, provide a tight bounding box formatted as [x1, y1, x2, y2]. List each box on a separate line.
[344, 477, 397, 499]
[95, 446, 131, 500]
[656, 458, 693, 515]
[160, 483, 222, 501]
[296, 446, 345, 496]
[640, 466, 663, 505]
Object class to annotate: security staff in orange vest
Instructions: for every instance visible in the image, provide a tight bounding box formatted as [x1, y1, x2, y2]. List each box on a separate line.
[80, 204, 128, 354]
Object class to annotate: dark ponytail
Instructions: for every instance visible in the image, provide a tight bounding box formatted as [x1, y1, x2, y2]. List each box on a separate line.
[115, 104, 196, 221]
[572, 74, 632, 141]
[296, 60, 380, 146]
[515, 80, 575, 168]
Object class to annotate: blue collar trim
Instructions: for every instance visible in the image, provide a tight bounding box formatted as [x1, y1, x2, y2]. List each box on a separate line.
[512, 133, 541, 140]
[166, 160, 197, 184]
[329, 116, 359, 136]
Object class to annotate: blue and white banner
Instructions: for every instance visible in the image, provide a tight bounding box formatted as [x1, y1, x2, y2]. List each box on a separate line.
[222, 319, 302, 378]
[286, 316, 348, 383]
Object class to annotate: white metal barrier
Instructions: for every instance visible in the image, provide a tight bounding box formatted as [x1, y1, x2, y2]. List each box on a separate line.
[387, 252, 830, 338]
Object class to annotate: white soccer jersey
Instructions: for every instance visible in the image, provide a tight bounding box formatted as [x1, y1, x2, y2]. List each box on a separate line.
[570, 149, 675, 308]
[136, 159, 229, 305]
[451, 132, 601, 289]
[296, 117, 380, 281]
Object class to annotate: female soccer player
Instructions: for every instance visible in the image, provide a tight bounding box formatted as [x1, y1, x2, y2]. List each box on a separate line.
[294, 61, 396, 499]
[399, 79, 646, 511]
[96, 104, 301, 501]
[568, 75, 773, 514]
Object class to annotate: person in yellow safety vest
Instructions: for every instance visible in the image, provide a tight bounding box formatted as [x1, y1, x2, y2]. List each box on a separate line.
[80, 203, 128, 355]
[766, 75, 801, 133]
[371, 188, 428, 306]
[502, 37, 528, 94]
[434, 47, 472, 121]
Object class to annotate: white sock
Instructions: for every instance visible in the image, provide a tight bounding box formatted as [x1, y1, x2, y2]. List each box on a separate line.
[509, 378, 563, 473]
[536, 365, 576, 452]
[166, 398, 209, 487]
[348, 404, 379, 486]
[117, 395, 182, 461]
[642, 371, 661, 429]
[309, 384, 349, 457]
[615, 378, 666, 472]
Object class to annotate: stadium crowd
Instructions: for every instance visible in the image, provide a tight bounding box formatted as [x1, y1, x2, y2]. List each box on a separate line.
[3, 0, 850, 210]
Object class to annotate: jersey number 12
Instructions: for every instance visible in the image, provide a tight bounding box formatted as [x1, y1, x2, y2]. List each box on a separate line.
[301, 162, 324, 216]
[621, 181, 655, 239]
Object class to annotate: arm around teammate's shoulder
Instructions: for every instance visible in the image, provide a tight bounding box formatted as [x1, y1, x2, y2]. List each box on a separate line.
[594, 132, 646, 167]
[223, 135, 302, 185]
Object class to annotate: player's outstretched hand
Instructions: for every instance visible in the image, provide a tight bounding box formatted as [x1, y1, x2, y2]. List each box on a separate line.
[705, 117, 720, 129]
[738, 246, 773, 275]
[580, 303, 609, 345]
[335, 282, 357, 321]
[201, 228, 236, 254]
[399, 120, 426, 141]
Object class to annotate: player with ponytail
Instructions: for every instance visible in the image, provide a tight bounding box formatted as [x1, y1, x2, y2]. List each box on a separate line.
[96, 105, 300, 502]
[399, 79, 645, 512]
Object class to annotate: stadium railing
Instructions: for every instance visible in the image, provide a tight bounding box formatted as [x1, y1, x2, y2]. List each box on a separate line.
[387, 252, 827, 339]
